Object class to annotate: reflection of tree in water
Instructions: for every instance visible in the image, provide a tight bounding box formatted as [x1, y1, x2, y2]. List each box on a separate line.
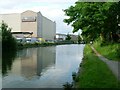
[2, 50, 17, 75]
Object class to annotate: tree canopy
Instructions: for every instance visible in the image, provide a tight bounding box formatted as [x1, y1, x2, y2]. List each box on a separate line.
[64, 2, 120, 42]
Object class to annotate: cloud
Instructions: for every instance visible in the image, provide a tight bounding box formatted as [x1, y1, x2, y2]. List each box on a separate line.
[0, 0, 78, 34]
[0, 0, 76, 9]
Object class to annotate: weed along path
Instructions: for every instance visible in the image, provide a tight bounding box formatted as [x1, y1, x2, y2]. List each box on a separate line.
[91, 45, 120, 81]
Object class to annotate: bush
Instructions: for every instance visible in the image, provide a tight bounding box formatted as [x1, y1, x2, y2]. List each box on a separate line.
[63, 82, 73, 90]
[1, 21, 17, 51]
[72, 72, 77, 81]
[94, 39, 120, 61]
[116, 45, 120, 58]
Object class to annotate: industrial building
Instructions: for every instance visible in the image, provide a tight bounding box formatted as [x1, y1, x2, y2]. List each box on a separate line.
[56, 33, 78, 41]
[0, 10, 56, 42]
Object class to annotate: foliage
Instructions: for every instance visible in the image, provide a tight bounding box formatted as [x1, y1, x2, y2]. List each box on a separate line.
[0, 28, 1, 42]
[64, 2, 120, 43]
[0, 21, 17, 51]
[72, 72, 77, 80]
[78, 34, 82, 44]
[65, 34, 71, 40]
[63, 82, 73, 89]
[76, 45, 120, 88]
[94, 40, 120, 61]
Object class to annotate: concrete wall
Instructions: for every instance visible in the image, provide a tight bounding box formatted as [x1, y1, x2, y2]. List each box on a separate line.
[42, 16, 56, 40]
[0, 14, 21, 32]
[21, 10, 37, 37]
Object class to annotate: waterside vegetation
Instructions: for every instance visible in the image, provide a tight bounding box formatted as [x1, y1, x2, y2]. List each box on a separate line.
[1, 21, 17, 51]
[75, 45, 120, 88]
[17, 40, 75, 50]
[63, 2, 120, 88]
[93, 39, 120, 61]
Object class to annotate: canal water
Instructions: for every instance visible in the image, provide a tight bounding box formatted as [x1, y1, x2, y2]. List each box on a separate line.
[2, 44, 85, 88]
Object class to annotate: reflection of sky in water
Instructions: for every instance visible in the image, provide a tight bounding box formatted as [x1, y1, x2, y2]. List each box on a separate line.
[2, 44, 85, 88]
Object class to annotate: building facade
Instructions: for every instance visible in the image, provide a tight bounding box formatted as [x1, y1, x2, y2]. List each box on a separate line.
[56, 33, 67, 41]
[56, 33, 78, 42]
[0, 10, 56, 41]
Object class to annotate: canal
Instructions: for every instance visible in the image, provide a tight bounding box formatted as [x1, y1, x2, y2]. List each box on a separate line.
[2, 44, 85, 88]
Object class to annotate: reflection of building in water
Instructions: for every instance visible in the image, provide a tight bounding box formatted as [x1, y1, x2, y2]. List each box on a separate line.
[21, 48, 38, 79]
[37, 47, 56, 76]
[11, 47, 56, 80]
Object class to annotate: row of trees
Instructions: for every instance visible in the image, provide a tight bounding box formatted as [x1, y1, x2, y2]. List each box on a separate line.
[64, 2, 120, 43]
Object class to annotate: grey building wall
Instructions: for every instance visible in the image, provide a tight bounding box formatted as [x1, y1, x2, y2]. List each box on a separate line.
[37, 12, 43, 38]
[42, 16, 56, 40]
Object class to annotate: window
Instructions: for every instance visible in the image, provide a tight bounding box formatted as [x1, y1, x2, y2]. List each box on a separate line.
[22, 17, 36, 22]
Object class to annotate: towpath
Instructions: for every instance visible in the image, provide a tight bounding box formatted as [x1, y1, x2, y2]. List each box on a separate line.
[91, 45, 120, 81]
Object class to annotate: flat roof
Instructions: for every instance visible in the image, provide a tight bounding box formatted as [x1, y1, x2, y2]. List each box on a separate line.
[11, 32, 33, 34]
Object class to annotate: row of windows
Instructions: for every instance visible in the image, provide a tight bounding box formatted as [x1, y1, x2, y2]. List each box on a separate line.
[22, 17, 36, 22]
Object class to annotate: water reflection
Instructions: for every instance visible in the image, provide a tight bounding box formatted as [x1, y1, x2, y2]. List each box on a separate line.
[8, 46, 56, 80]
[37, 47, 56, 76]
[2, 50, 17, 75]
[2, 45, 85, 88]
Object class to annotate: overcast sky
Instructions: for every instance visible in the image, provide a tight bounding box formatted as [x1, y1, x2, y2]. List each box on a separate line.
[0, 0, 82, 35]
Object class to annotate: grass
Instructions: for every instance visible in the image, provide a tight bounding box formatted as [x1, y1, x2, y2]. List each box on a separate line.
[93, 41, 120, 61]
[75, 44, 120, 88]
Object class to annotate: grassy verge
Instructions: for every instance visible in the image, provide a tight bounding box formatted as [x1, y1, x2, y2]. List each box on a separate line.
[75, 44, 120, 88]
[93, 41, 120, 61]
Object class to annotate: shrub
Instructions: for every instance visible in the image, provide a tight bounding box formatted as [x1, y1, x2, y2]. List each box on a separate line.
[63, 82, 73, 90]
[116, 45, 120, 58]
[1, 21, 17, 51]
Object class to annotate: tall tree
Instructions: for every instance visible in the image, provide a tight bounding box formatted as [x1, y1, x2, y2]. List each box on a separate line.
[64, 2, 120, 42]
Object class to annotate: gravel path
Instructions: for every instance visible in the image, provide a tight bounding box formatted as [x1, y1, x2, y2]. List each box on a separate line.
[91, 45, 120, 81]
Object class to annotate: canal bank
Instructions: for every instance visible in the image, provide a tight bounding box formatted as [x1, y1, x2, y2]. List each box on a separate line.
[91, 45, 120, 81]
[17, 41, 75, 50]
[74, 44, 120, 88]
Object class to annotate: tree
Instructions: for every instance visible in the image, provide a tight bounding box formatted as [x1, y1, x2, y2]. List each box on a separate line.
[78, 34, 82, 44]
[63, 2, 120, 43]
[0, 21, 17, 51]
[66, 34, 71, 40]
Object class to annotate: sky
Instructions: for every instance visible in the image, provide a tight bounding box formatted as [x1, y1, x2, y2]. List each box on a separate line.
[0, 0, 82, 35]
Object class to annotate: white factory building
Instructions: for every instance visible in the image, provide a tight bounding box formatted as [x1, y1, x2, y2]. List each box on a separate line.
[0, 10, 56, 43]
